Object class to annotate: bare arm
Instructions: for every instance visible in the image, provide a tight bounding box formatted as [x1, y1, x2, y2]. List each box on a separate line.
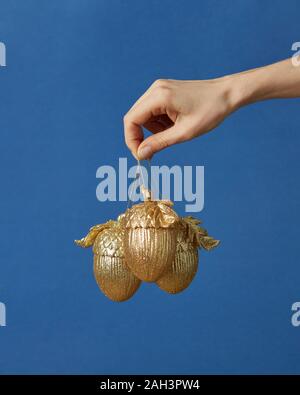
[124, 58, 300, 160]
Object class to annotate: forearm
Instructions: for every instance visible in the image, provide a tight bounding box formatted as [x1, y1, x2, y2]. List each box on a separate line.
[226, 58, 300, 110]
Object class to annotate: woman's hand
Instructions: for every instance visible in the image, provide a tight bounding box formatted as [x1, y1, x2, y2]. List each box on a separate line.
[124, 77, 237, 160]
[123, 59, 300, 159]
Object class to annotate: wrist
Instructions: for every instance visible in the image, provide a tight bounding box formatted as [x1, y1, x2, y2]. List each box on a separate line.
[215, 59, 300, 114]
[219, 72, 258, 112]
[220, 62, 287, 110]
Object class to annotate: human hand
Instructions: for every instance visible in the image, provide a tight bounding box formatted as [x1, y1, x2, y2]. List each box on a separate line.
[124, 59, 300, 159]
[123, 77, 237, 160]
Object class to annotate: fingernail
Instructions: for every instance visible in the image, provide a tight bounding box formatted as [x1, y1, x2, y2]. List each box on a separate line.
[138, 145, 152, 160]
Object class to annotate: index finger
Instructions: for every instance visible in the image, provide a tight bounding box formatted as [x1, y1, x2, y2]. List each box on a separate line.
[123, 94, 164, 158]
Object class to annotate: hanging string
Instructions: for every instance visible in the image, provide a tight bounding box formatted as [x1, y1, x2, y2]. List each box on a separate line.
[127, 159, 147, 209]
[127, 158, 164, 209]
[146, 158, 163, 201]
[137, 160, 147, 190]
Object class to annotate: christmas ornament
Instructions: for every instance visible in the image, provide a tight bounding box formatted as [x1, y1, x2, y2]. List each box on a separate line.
[75, 217, 141, 302]
[122, 199, 180, 282]
[75, 181, 220, 301]
[157, 216, 220, 294]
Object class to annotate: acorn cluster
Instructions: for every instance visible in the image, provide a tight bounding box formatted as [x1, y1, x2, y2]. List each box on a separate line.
[75, 199, 219, 302]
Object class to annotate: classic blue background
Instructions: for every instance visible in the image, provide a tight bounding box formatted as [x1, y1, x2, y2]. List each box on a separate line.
[0, 0, 299, 374]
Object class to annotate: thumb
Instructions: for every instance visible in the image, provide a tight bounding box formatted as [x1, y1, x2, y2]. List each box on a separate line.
[137, 126, 185, 160]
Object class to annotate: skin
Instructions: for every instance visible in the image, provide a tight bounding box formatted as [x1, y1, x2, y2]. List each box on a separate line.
[124, 58, 300, 160]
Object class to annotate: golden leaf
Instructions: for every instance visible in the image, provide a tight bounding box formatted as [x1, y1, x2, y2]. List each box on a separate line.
[198, 236, 220, 251]
[181, 216, 220, 251]
[75, 220, 115, 248]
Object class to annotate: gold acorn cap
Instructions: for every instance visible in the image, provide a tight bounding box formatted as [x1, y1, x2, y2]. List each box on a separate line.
[93, 223, 124, 257]
[123, 200, 179, 229]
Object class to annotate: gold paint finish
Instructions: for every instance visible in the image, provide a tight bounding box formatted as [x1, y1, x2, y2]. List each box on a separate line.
[157, 246, 198, 294]
[122, 200, 179, 229]
[75, 220, 114, 248]
[183, 216, 220, 250]
[124, 227, 177, 282]
[157, 234, 198, 294]
[157, 216, 219, 294]
[123, 201, 179, 282]
[93, 255, 140, 302]
[76, 220, 141, 302]
[75, 199, 220, 301]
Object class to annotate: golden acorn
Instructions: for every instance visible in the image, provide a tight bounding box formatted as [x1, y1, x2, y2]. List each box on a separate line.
[75, 218, 141, 302]
[122, 199, 180, 282]
[157, 216, 220, 294]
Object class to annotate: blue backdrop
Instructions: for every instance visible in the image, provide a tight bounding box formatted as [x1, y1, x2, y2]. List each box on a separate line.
[0, 0, 299, 374]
